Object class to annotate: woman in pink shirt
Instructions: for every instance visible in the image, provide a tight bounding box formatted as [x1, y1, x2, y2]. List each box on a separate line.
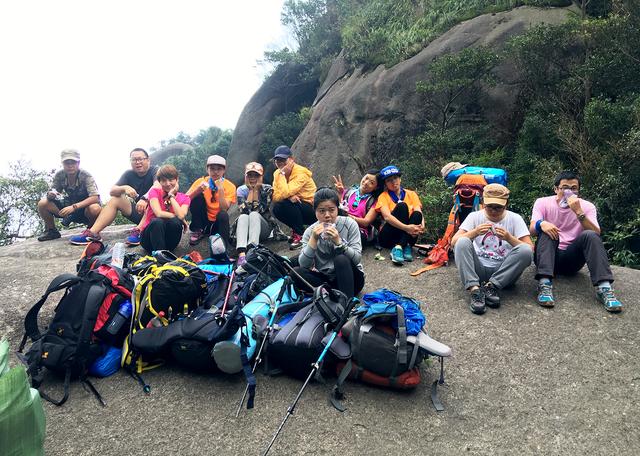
[140, 165, 190, 254]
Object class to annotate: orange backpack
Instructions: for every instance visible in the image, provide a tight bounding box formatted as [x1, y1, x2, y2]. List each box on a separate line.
[411, 174, 488, 276]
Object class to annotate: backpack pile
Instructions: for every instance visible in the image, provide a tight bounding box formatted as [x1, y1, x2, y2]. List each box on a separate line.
[411, 162, 507, 276]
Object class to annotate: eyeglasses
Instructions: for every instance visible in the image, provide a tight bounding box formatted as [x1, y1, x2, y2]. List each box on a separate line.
[485, 204, 505, 211]
[559, 185, 579, 191]
[131, 157, 148, 163]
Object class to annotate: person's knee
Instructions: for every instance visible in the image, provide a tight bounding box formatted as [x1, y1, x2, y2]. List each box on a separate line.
[217, 211, 229, 224]
[272, 201, 286, 217]
[37, 198, 49, 210]
[454, 237, 473, 253]
[237, 213, 249, 223]
[249, 211, 261, 222]
[86, 204, 102, 217]
[512, 243, 533, 263]
[333, 254, 350, 269]
[579, 230, 602, 242]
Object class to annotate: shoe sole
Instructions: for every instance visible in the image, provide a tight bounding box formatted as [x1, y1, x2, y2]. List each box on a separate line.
[126, 241, 140, 246]
[391, 258, 404, 265]
[470, 305, 486, 315]
[605, 304, 623, 313]
[69, 240, 91, 245]
[485, 300, 501, 309]
[538, 300, 555, 308]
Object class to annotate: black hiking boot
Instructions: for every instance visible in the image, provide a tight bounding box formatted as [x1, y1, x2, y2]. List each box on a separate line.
[483, 282, 501, 309]
[37, 228, 61, 242]
[469, 288, 486, 315]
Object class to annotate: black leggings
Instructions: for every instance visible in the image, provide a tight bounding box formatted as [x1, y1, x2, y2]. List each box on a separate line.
[189, 194, 231, 247]
[272, 200, 315, 236]
[141, 217, 183, 253]
[378, 202, 423, 248]
[292, 254, 365, 299]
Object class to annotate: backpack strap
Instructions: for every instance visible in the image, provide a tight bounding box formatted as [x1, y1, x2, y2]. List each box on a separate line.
[20, 273, 81, 350]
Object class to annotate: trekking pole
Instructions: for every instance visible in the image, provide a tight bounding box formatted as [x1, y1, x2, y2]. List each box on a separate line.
[235, 276, 292, 417]
[219, 269, 236, 315]
[281, 261, 315, 293]
[262, 290, 356, 456]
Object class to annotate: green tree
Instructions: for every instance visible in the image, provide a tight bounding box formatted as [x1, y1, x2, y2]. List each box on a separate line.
[0, 160, 52, 245]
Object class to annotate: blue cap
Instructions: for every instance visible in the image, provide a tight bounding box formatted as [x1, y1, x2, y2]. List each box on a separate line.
[380, 165, 401, 180]
[273, 145, 293, 159]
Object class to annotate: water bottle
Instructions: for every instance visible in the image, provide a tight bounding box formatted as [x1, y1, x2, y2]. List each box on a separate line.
[106, 300, 132, 335]
[111, 242, 126, 268]
[559, 189, 574, 208]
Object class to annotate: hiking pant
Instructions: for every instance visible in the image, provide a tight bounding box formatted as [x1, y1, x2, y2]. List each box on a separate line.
[378, 202, 423, 248]
[534, 231, 613, 286]
[272, 200, 315, 236]
[454, 237, 533, 290]
[141, 217, 183, 254]
[292, 255, 365, 299]
[235, 211, 270, 251]
[189, 194, 231, 248]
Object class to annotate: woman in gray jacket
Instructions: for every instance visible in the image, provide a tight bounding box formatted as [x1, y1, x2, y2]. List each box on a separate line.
[293, 187, 365, 298]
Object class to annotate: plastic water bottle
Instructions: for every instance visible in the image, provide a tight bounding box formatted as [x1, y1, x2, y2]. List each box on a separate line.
[106, 300, 132, 335]
[111, 242, 126, 268]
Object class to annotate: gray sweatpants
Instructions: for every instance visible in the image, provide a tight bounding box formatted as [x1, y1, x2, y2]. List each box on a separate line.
[235, 211, 270, 250]
[454, 237, 533, 290]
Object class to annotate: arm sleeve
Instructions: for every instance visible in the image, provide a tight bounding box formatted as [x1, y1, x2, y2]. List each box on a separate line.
[272, 168, 308, 200]
[83, 173, 100, 197]
[224, 181, 237, 204]
[340, 219, 362, 266]
[459, 211, 478, 232]
[584, 201, 600, 229]
[51, 172, 64, 192]
[513, 214, 530, 239]
[298, 226, 315, 269]
[531, 198, 545, 222]
[115, 171, 130, 186]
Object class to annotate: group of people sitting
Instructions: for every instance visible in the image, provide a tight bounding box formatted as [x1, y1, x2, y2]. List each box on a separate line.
[37, 147, 624, 314]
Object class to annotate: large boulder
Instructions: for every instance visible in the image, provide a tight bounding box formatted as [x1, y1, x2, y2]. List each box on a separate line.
[150, 142, 194, 167]
[292, 6, 573, 187]
[225, 62, 319, 183]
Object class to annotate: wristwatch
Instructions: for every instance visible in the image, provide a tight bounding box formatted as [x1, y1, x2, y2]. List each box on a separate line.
[577, 213, 586, 221]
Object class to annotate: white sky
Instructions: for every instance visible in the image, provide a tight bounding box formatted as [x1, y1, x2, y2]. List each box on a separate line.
[0, 0, 289, 199]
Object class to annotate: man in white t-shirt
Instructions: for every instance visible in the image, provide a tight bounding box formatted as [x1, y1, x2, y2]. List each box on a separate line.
[452, 183, 533, 315]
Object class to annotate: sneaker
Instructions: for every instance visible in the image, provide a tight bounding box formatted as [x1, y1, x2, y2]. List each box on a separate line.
[537, 280, 555, 308]
[289, 233, 303, 250]
[69, 229, 99, 245]
[596, 287, 623, 313]
[237, 254, 247, 267]
[37, 228, 61, 242]
[288, 230, 295, 243]
[403, 245, 413, 262]
[189, 229, 205, 246]
[469, 288, 486, 315]
[483, 282, 501, 308]
[390, 246, 404, 265]
[126, 227, 141, 246]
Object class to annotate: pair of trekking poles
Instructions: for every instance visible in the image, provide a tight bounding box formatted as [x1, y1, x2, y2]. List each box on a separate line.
[234, 260, 356, 456]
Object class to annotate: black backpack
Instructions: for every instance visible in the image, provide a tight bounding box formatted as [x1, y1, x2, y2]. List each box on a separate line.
[266, 286, 352, 379]
[240, 244, 293, 299]
[18, 266, 134, 406]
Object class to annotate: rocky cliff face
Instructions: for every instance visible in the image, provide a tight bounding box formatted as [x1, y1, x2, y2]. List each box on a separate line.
[227, 6, 572, 187]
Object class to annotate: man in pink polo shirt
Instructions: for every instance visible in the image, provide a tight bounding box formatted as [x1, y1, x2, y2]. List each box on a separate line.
[530, 171, 622, 312]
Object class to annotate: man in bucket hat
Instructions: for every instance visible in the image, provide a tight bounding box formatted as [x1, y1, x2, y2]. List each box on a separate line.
[36, 149, 102, 241]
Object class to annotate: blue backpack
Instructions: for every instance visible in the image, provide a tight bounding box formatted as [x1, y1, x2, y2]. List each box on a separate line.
[359, 289, 426, 336]
[444, 166, 507, 186]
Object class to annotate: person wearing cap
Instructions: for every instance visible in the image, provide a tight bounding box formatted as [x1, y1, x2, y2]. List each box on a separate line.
[271, 145, 317, 249]
[234, 162, 275, 266]
[36, 149, 102, 241]
[186, 154, 237, 248]
[451, 183, 533, 315]
[375, 165, 424, 265]
[68, 147, 159, 245]
[530, 170, 623, 312]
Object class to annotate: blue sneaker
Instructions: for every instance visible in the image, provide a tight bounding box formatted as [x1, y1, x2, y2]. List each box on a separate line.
[126, 227, 141, 246]
[537, 280, 555, 307]
[390, 246, 404, 265]
[69, 229, 99, 245]
[596, 287, 623, 312]
[403, 245, 413, 262]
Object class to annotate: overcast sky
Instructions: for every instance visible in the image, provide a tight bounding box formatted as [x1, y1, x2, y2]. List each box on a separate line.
[0, 0, 288, 199]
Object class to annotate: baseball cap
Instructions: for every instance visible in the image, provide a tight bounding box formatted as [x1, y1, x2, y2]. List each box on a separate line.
[244, 162, 264, 176]
[206, 155, 226, 167]
[483, 183, 510, 206]
[440, 161, 468, 178]
[61, 149, 80, 162]
[273, 145, 292, 159]
[380, 165, 401, 181]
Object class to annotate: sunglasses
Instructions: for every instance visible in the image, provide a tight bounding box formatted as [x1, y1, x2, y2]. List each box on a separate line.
[130, 157, 148, 163]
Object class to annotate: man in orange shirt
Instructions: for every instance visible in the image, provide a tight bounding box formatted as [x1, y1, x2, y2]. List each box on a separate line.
[375, 165, 424, 265]
[187, 155, 237, 248]
[271, 145, 317, 249]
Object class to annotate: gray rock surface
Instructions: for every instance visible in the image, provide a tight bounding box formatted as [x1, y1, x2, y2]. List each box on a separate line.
[226, 63, 320, 184]
[149, 142, 194, 167]
[294, 6, 572, 188]
[1, 224, 638, 455]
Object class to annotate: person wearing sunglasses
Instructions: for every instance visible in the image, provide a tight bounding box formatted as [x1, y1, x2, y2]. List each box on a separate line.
[452, 183, 533, 315]
[186, 155, 237, 249]
[530, 170, 622, 312]
[69, 148, 158, 246]
[37, 149, 102, 242]
[332, 170, 382, 245]
[271, 145, 317, 250]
